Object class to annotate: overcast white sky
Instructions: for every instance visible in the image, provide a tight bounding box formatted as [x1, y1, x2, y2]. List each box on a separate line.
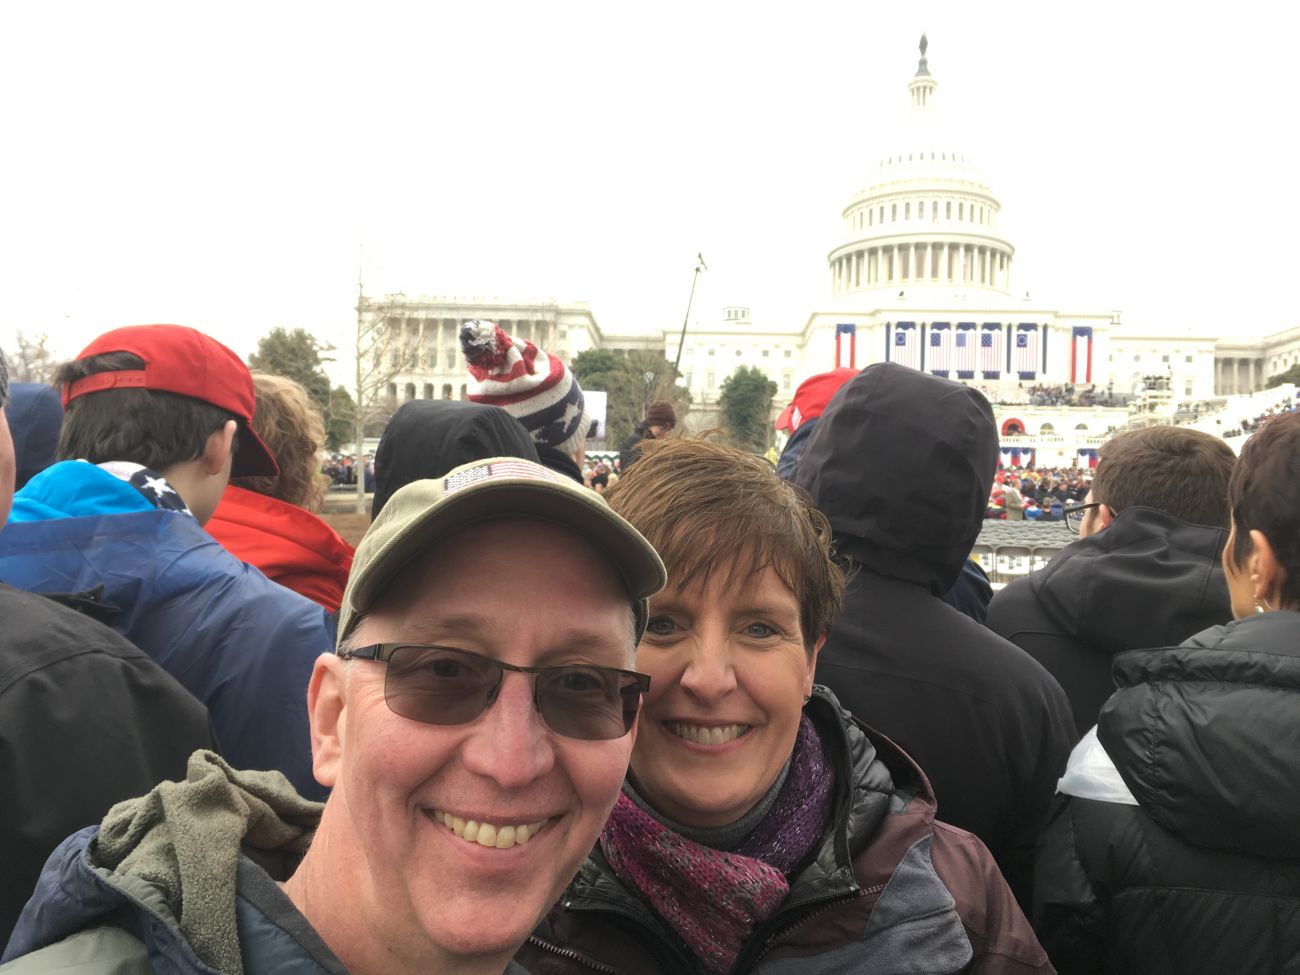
[1, 2, 1294, 385]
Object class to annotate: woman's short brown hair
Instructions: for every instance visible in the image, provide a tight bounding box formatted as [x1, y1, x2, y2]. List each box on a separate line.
[604, 437, 846, 649]
[231, 373, 328, 512]
[1228, 411, 1300, 608]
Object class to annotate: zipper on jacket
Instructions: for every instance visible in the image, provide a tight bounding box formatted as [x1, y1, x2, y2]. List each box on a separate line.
[525, 934, 621, 974]
[736, 884, 878, 973]
[559, 898, 700, 974]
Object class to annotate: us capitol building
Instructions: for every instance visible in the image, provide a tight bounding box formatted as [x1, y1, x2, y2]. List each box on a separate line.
[364, 37, 1300, 464]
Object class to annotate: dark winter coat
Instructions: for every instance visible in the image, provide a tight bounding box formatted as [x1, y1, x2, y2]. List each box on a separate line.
[792, 363, 1074, 910]
[618, 425, 653, 473]
[519, 689, 1052, 974]
[0, 583, 214, 946]
[1034, 610, 1300, 974]
[4, 382, 62, 489]
[372, 398, 540, 517]
[0, 461, 335, 800]
[986, 507, 1231, 736]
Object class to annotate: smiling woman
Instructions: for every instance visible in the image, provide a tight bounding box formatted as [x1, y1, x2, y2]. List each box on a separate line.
[518, 438, 1051, 975]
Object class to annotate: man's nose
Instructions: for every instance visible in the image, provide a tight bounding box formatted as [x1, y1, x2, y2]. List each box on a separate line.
[459, 671, 557, 788]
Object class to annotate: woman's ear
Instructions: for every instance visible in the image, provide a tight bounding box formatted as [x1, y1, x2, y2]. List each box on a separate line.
[804, 632, 827, 696]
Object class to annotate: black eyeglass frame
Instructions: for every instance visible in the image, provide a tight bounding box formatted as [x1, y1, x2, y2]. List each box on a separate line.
[1062, 502, 1105, 534]
[338, 642, 651, 740]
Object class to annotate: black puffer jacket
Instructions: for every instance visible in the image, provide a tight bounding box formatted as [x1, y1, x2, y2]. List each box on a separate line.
[792, 363, 1074, 910]
[1034, 610, 1300, 974]
[0, 583, 215, 945]
[986, 507, 1231, 736]
[520, 689, 1051, 974]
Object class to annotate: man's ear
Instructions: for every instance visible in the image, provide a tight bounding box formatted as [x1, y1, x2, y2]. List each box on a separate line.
[307, 653, 348, 788]
[1248, 529, 1286, 609]
[202, 420, 238, 477]
[1097, 504, 1117, 531]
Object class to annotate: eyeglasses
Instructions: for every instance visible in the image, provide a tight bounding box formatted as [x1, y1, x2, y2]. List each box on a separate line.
[1063, 502, 1104, 534]
[339, 643, 651, 741]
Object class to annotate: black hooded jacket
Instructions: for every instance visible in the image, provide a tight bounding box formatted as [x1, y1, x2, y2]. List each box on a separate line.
[371, 399, 540, 518]
[793, 363, 1074, 910]
[1034, 610, 1300, 974]
[985, 507, 1231, 736]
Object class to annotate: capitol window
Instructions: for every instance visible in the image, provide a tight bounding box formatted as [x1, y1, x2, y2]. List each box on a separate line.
[1185, 355, 1194, 363]
[905, 202, 911, 220]
[919, 201, 926, 219]
[706, 371, 715, 389]
[868, 210, 873, 226]
[946, 201, 952, 219]
[958, 202, 964, 220]
[784, 350, 793, 358]
[708, 348, 716, 356]
[879, 206, 884, 222]
[762, 349, 770, 357]
[891, 203, 897, 221]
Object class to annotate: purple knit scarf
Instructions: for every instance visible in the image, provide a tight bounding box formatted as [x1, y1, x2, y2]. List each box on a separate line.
[599, 716, 834, 975]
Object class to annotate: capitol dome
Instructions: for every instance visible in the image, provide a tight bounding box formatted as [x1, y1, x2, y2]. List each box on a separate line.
[829, 36, 1015, 302]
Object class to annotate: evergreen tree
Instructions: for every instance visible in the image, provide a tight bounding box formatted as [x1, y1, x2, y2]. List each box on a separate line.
[719, 365, 778, 453]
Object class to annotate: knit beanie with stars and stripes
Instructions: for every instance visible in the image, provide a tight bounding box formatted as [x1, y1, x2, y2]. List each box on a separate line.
[460, 320, 591, 458]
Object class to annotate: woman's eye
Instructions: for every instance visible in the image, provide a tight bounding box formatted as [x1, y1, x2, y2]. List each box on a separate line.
[645, 616, 678, 637]
[743, 622, 779, 638]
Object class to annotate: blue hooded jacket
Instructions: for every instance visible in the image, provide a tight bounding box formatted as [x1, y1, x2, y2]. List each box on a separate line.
[0, 462, 334, 799]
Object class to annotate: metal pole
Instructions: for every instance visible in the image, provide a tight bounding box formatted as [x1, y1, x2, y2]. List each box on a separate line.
[673, 255, 707, 375]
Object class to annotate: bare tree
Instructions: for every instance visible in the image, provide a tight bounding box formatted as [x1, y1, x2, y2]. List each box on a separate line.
[350, 287, 428, 513]
[10, 331, 58, 384]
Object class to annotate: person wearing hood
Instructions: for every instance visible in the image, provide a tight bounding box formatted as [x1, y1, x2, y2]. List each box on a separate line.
[791, 363, 1074, 911]
[985, 426, 1235, 736]
[460, 320, 590, 483]
[370, 398, 540, 518]
[206, 373, 355, 613]
[1034, 410, 1300, 973]
[779, 366, 994, 623]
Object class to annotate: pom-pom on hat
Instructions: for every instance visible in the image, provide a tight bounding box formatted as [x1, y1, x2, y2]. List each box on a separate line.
[460, 320, 590, 457]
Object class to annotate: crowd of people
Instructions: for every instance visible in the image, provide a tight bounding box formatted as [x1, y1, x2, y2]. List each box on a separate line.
[1, 321, 1297, 975]
[986, 467, 1091, 521]
[977, 382, 1124, 409]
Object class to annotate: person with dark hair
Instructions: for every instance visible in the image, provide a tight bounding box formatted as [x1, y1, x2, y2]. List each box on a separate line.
[792, 363, 1073, 911]
[0, 344, 215, 945]
[1035, 411, 1300, 973]
[370, 398, 539, 518]
[460, 320, 590, 482]
[0, 325, 335, 799]
[520, 437, 1050, 974]
[618, 400, 677, 473]
[3, 382, 62, 489]
[206, 373, 355, 613]
[987, 425, 1235, 736]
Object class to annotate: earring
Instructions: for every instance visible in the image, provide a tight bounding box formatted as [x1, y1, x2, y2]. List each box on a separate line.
[1254, 594, 1272, 614]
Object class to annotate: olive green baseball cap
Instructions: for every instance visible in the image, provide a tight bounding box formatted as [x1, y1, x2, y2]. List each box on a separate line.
[337, 457, 666, 645]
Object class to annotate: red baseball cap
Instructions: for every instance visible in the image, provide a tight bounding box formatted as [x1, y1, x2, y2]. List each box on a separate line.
[62, 324, 279, 477]
[784, 368, 859, 432]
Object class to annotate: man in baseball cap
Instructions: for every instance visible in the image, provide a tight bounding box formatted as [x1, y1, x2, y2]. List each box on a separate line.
[0, 324, 335, 799]
[4, 456, 666, 975]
